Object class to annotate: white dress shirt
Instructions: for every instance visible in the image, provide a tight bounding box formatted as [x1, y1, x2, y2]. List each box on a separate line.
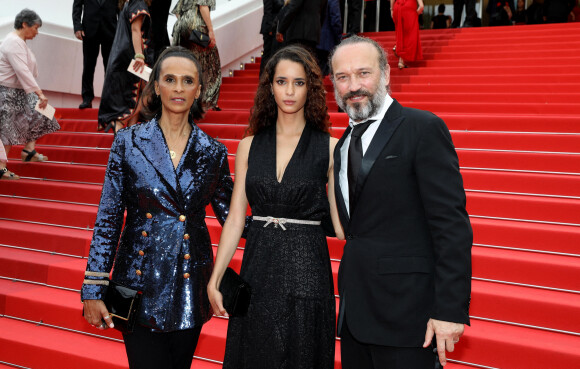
[339, 95, 394, 215]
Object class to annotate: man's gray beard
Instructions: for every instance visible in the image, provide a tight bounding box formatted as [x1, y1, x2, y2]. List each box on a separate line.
[334, 76, 388, 122]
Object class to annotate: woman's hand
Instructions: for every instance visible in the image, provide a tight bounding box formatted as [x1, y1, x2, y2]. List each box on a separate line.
[83, 299, 114, 330]
[276, 32, 284, 43]
[208, 283, 228, 317]
[417, 4, 424, 14]
[37, 93, 48, 110]
[132, 56, 145, 73]
[208, 30, 216, 48]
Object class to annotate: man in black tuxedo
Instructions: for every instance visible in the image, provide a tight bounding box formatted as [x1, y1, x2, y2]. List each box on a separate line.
[72, 0, 118, 109]
[329, 35, 472, 368]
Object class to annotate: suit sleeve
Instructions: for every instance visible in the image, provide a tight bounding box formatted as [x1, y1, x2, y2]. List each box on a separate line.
[81, 132, 128, 301]
[72, 0, 84, 32]
[261, 0, 274, 34]
[414, 114, 472, 325]
[277, 0, 305, 34]
[329, 0, 343, 40]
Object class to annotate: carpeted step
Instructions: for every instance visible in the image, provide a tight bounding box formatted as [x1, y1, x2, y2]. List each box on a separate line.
[462, 169, 580, 197]
[0, 179, 102, 205]
[471, 217, 580, 255]
[473, 246, 580, 291]
[457, 150, 580, 173]
[0, 220, 91, 257]
[451, 131, 580, 153]
[0, 247, 85, 289]
[0, 318, 222, 369]
[9, 145, 110, 165]
[0, 318, 128, 369]
[466, 192, 580, 225]
[0, 197, 97, 229]
[57, 119, 100, 133]
[36, 131, 114, 148]
[7, 162, 105, 184]
[449, 318, 580, 368]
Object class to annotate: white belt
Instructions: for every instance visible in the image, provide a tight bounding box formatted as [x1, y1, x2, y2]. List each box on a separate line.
[253, 216, 321, 231]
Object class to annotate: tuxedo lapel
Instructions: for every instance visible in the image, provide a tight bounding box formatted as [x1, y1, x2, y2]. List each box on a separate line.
[133, 120, 179, 195]
[334, 126, 352, 226]
[354, 100, 405, 203]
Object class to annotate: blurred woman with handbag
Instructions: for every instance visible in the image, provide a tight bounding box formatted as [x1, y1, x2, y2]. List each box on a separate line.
[82, 46, 235, 369]
[0, 9, 60, 178]
[172, 0, 222, 111]
[98, 0, 153, 134]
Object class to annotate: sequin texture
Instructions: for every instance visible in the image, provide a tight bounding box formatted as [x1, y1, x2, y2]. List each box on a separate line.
[81, 118, 233, 332]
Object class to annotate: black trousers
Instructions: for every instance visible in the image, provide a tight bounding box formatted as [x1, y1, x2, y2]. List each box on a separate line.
[81, 32, 113, 102]
[452, 0, 477, 28]
[123, 324, 203, 369]
[339, 0, 363, 34]
[340, 318, 437, 369]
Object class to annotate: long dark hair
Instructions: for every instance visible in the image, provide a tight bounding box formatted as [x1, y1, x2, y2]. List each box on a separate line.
[141, 46, 205, 121]
[246, 45, 330, 136]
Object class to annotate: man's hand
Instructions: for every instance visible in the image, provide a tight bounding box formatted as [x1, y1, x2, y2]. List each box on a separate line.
[423, 318, 464, 366]
[74, 30, 84, 41]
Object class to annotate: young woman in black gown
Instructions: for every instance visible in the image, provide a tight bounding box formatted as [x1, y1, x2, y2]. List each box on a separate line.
[207, 45, 344, 368]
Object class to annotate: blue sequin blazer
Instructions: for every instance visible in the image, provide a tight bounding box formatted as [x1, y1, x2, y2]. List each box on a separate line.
[81, 118, 232, 332]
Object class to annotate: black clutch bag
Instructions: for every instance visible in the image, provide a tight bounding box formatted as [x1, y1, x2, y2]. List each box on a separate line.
[219, 267, 251, 317]
[189, 29, 210, 48]
[104, 281, 143, 334]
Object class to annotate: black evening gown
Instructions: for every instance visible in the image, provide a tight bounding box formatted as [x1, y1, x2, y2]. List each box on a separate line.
[223, 124, 336, 369]
[98, 0, 152, 127]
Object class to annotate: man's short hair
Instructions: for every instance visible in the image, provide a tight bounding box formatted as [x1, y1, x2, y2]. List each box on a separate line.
[328, 35, 388, 78]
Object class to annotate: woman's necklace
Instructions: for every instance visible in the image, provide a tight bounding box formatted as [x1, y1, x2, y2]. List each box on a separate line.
[168, 131, 188, 159]
[161, 121, 190, 160]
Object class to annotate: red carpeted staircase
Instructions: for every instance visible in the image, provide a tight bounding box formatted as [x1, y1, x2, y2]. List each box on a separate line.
[1, 22, 580, 368]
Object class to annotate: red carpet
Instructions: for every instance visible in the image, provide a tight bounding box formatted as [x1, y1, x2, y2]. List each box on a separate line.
[2, 22, 580, 368]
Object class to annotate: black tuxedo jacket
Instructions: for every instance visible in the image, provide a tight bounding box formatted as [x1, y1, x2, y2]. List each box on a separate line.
[72, 0, 118, 40]
[277, 0, 327, 44]
[334, 100, 472, 347]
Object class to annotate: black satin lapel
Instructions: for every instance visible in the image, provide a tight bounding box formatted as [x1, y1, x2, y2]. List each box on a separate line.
[334, 126, 351, 225]
[355, 114, 404, 198]
[134, 122, 179, 193]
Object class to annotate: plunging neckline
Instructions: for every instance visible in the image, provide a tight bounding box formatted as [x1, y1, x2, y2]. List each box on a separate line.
[274, 124, 308, 184]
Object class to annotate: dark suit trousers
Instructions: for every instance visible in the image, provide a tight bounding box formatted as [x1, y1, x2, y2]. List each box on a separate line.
[339, 0, 363, 33]
[81, 32, 113, 102]
[341, 316, 436, 369]
[123, 324, 202, 369]
[452, 0, 477, 27]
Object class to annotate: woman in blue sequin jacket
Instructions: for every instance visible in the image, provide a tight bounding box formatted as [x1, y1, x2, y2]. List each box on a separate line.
[81, 46, 233, 368]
